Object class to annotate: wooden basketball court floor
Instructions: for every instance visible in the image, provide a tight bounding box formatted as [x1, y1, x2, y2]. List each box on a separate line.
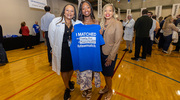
[0, 41, 180, 100]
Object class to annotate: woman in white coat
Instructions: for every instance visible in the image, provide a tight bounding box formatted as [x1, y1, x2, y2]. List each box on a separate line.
[123, 14, 135, 53]
[48, 4, 81, 100]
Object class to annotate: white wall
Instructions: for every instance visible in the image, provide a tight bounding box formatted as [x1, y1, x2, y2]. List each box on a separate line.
[115, 0, 180, 21]
[0, 0, 46, 36]
[0, 0, 99, 36]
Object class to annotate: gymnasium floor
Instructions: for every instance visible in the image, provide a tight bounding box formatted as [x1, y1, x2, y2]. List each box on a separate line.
[0, 41, 180, 100]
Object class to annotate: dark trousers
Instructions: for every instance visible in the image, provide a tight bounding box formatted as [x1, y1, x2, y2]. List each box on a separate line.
[0, 43, 8, 63]
[135, 37, 149, 58]
[174, 36, 180, 51]
[175, 46, 180, 51]
[147, 38, 153, 55]
[36, 33, 40, 44]
[22, 36, 32, 49]
[45, 31, 52, 63]
[163, 34, 172, 51]
[158, 33, 165, 49]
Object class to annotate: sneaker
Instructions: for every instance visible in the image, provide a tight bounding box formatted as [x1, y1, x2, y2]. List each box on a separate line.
[162, 50, 168, 54]
[123, 49, 129, 51]
[129, 50, 132, 53]
[131, 57, 139, 61]
[69, 81, 75, 92]
[64, 88, 71, 100]
[139, 57, 146, 61]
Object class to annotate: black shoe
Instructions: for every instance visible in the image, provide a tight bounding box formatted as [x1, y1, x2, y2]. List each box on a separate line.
[146, 54, 151, 57]
[64, 88, 71, 100]
[129, 50, 132, 53]
[0, 63, 6, 66]
[69, 81, 75, 91]
[49, 62, 52, 66]
[131, 57, 139, 61]
[172, 50, 179, 52]
[123, 49, 129, 51]
[29, 47, 34, 49]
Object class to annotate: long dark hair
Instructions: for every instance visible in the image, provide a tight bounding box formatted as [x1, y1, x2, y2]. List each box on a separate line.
[78, 1, 95, 21]
[58, 4, 77, 24]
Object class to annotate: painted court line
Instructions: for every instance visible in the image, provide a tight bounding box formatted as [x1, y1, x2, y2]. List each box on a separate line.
[97, 51, 136, 100]
[4, 51, 135, 100]
[4, 72, 56, 100]
[123, 60, 180, 84]
[154, 53, 180, 58]
[9, 52, 46, 63]
[72, 75, 136, 100]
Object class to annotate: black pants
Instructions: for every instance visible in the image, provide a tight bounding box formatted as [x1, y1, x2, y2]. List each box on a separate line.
[147, 38, 153, 55]
[36, 33, 40, 44]
[45, 31, 52, 63]
[158, 33, 165, 49]
[174, 36, 180, 51]
[135, 37, 149, 59]
[0, 43, 8, 64]
[163, 34, 172, 51]
[22, 36, 32, 49]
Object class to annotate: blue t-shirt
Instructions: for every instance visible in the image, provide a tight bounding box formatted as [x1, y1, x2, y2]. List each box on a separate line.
[70, 23, 105, 72]
[33, 24, 40, 33]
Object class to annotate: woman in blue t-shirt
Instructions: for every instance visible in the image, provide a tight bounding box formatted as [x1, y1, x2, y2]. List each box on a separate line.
[76, 1, 100, 100]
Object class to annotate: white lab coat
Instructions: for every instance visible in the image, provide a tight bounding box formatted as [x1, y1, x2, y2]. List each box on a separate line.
[149, 19, 156, 41]
[123, 19, 135, 41]
[48, 17, 82, 75]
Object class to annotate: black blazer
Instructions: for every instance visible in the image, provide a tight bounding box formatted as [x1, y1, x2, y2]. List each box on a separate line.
[134, 15, 152, 37]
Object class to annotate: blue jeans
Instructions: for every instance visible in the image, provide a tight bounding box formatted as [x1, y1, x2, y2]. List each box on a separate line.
[163, 34, 172, 51]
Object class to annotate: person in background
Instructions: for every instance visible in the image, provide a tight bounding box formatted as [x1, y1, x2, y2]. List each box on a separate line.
[158, 16, 163, 23]
[162, 16, 179, 53]
[20, 21, 33, 50]
[123, 14, 135, 53]
[147, 12, 156, 57]
[158, 16, 169, 49]
[131, 9, 152, 61]
[0, 25, 8, 66]
[99, 4, 123, 100]
[33, 21, 40, 45]
[41, 6, 55, 66]
[155, 16, 164, 42]
[173, 14, 180, 52]
[152, 15, 160, 43]
[48, 4, 81, 100]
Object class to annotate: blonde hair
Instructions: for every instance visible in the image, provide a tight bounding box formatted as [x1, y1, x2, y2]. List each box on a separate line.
[100, 4, 116, 29]
[162, 15, 173, 29]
